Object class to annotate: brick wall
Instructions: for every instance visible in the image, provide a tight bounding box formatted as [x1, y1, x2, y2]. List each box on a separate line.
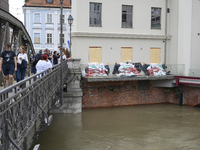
[167, 86, 200, 106]
[82, 81, 168, 108]
[82, 80, 200, 108]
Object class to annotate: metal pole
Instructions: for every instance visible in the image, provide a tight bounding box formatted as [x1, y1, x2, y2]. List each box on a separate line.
[60, 0, 63, 105]
[70, 24, 71, 57]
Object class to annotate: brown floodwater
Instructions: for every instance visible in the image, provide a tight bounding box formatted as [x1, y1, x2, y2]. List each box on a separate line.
[32, 104, 200, 150]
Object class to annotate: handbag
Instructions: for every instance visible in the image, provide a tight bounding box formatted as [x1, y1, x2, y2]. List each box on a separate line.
[21, 59, 27, 69]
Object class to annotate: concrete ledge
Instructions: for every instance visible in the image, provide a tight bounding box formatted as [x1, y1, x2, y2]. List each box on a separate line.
[72, 32, 172, 40]
[82, 75, 174, 82]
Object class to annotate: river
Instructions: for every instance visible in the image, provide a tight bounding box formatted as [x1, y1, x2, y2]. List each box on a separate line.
[32, 104, 200, 150]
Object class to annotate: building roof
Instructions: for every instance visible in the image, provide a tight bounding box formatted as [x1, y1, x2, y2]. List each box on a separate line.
[23, 0, 71, 8]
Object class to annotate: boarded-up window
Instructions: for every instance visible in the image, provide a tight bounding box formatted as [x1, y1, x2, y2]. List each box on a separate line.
[121, 47, 132, 62]
[89, 47, 102, 63]
[34, 33, 40, 43]
[150, 48, 161, 63]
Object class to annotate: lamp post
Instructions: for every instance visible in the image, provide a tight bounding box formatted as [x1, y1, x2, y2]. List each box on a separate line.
[60, 0, 63, 105]
[68, 15, 73, 57]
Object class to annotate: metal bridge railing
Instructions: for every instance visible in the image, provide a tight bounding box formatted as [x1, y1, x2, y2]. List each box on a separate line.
[0, 60, 68, 150]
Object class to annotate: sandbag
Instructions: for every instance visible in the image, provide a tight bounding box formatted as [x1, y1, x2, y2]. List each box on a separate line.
[112, 64, 120, 74]
[104, 65, 110, 75]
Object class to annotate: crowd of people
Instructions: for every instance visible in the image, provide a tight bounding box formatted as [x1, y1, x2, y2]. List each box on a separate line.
[0, 43, 69, 92]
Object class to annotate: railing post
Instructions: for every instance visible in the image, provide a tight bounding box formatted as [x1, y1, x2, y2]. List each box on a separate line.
[175, 78, 179, 86]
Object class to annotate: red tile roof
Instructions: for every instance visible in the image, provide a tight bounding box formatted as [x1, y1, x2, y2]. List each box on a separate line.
[24, 0, 71, 8]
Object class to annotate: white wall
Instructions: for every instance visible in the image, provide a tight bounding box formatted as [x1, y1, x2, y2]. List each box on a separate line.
[72, 37, 165, 65]
[72, 0, 200, 76]
[191, 0, 200, 70]
[72, 0, 167, 65]
[177, 0, 192, 75]
[73, 0, 166, 35]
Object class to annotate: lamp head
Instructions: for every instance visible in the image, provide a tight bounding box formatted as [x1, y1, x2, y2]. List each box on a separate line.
[68, 15, 74, 25]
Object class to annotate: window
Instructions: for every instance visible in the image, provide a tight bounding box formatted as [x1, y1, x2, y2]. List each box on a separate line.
[47, 14, 52, 23]
[34, 13, 40, 23]
[59, 34, 65, 44]
[90, 3, 102, 27]
[151, 8, 161, 29]
[122, 5, 133, 28]
[59, 15, 65, 24]
[46, 0, 53, 3]
[47, 33, 52, 44]
[34, 33, 40, 43]
[121, 47, 132, 62]
[150, 48, 161, 63]
[89, 47, 102, 63]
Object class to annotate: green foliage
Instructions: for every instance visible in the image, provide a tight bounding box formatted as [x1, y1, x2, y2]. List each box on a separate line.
[165, 87, 182, 99]
[110, 88, 114, 92]
[25, 0, 30, 2]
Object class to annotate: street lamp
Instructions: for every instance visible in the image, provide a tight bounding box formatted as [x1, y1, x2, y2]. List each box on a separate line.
[68, 15, 73, 57]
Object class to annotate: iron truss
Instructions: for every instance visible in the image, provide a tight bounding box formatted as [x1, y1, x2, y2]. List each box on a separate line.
[0, 7, 35, 86]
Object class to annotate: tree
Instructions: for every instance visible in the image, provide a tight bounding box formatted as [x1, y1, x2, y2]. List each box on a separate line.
[25, 0, 30, 2]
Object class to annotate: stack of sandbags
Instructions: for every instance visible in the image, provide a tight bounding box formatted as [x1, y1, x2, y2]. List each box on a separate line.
[84, 63, 108, 77]
[147, 63, 166, 76]
[113, 62, 142, 77]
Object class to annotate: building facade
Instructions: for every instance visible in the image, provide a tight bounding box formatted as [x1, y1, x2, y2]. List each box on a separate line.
[23, 0, 71, 53]
[71, 0, 200, 76]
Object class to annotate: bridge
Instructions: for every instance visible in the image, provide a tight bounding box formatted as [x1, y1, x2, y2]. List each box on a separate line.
[1, 6, 200, 150]
[0, 8, 76, 150]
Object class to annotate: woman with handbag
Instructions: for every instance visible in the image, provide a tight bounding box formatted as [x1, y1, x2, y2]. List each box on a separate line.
[16, 46, 28, 91]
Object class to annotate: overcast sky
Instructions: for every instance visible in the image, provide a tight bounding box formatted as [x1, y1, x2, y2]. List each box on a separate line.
[9, 0, 25, 23]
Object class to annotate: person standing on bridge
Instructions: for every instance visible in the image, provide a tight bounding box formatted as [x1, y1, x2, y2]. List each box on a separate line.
[0, 43, 17, 89]
[44, 48, 52, 62]
[36, 54, 52, 75]
[16, 46, 28, 91]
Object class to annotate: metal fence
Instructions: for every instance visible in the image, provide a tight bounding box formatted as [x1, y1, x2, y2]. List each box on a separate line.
[0, 61, 68, 150]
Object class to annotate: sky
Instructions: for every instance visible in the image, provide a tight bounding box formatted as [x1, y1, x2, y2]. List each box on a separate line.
[9, 0, 25, 23]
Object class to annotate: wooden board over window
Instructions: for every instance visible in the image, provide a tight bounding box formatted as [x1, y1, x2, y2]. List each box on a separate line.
[89, 47, 102, 64]
[150, 48, 161, 64]
[121, 47, 132, 63]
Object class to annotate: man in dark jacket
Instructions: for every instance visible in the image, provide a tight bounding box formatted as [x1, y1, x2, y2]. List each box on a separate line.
[0, 43, 17, 88]
[52, 51, 60, 65]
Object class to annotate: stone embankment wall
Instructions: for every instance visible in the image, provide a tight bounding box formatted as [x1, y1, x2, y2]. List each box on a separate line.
[167, 86, 200, 106]
[82, 80, 200, 108]
[82, 81, 167, 108]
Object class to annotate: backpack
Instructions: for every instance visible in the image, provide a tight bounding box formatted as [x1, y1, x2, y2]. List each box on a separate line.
[33, 54, 42, 66]
[21, 59, 27, 69]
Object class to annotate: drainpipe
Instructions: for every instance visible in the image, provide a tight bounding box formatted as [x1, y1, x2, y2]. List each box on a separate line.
[164, 0, 169, 65]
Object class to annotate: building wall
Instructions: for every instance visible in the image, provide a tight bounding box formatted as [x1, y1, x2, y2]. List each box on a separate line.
[72, 0, 167, 66]
[82, 80, 200, 108]
[73, 37, 165, 65]
[166, 0, 178, 65]
[72, 0, 200, 76]
[82, 81, 168, 108]
[23, 7, 71, 53]
[73, 0, 166, 35]
[190, 0, 200, 70]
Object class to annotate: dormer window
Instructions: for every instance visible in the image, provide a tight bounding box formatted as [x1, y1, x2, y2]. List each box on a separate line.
[46, 0, 53, 4]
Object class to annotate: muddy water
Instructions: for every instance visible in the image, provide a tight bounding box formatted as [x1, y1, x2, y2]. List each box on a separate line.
[33, 104, 200, 150]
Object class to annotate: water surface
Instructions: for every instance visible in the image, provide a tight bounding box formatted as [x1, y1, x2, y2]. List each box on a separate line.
[33, 104, 200, 150]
